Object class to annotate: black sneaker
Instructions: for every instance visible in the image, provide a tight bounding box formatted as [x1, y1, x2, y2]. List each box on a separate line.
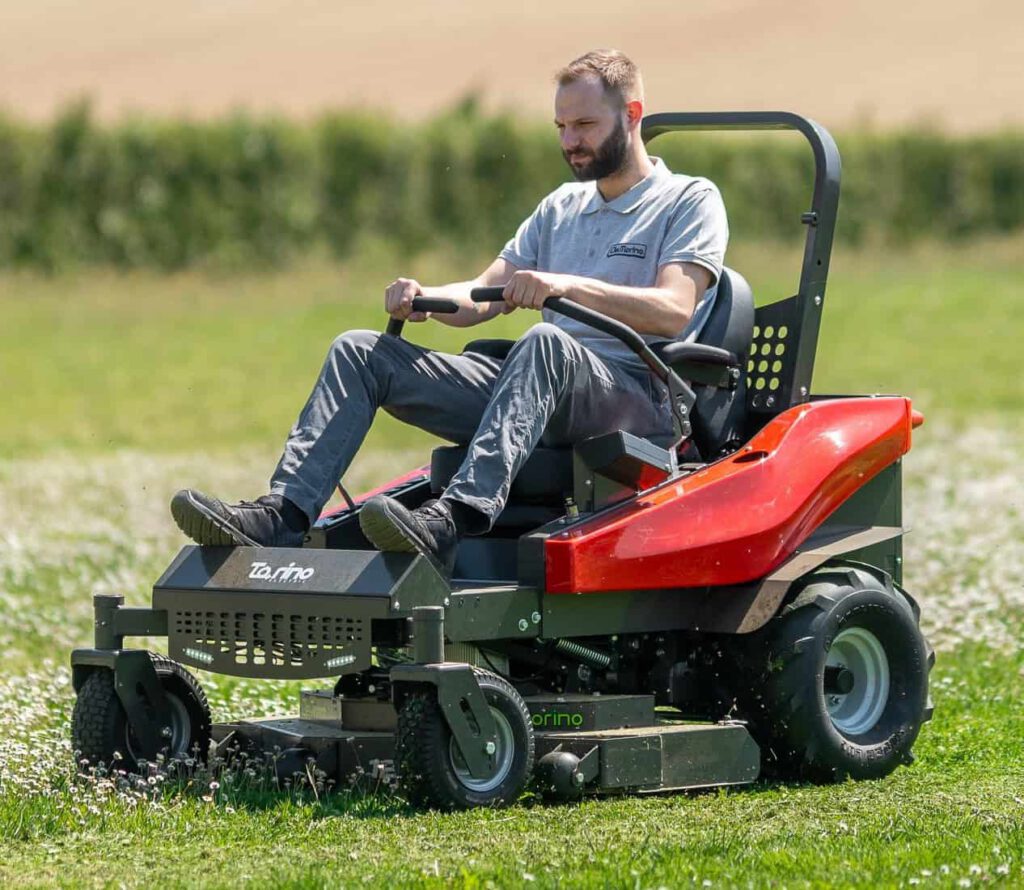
[359, 496, 459, 578]
[170, 490, 307, 548]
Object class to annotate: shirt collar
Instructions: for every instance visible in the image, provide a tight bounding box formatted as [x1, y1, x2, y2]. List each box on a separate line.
[581, 157, 671, 215]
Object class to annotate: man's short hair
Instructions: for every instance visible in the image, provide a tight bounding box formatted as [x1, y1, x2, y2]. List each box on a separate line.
[555, 49, 644, 109]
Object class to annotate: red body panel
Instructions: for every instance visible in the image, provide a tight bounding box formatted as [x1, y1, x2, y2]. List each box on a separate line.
[544, 397, 916, 593]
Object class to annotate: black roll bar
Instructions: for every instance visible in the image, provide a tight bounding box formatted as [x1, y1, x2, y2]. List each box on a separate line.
[642, 111, 841, 407]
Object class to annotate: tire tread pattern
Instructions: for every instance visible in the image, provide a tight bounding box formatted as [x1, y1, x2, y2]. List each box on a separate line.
[71, 652, 212, 769]
[736, 563, 933, 783]
[395, 668, 534, 810]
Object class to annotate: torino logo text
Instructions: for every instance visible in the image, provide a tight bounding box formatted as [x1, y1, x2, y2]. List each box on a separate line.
[248, 561, 316, 583]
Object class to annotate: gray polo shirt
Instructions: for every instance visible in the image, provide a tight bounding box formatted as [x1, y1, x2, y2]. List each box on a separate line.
[499, 158, 728, 370]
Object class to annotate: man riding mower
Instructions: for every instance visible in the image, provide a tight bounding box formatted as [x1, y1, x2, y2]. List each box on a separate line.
[71, 51, 932, 810]
[170, 50, 726, 574]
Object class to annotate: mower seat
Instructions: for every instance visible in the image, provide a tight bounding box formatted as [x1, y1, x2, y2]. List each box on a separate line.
[431, 268, 754, 508]
[430, 444, 573, 505]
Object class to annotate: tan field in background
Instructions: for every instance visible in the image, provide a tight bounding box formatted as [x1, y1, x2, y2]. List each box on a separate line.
[0, 0, 1020, 130]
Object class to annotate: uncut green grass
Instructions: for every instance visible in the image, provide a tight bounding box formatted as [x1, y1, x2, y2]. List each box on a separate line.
[0, 644, 1020, 888]
[1, 238, 1022, 887]
[2, 234, 1022, 459]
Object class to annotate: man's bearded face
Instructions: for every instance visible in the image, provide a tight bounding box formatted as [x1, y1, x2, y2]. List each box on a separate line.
[563, 115, 628, 181]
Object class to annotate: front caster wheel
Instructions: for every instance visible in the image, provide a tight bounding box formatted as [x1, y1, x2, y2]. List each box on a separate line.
[72, 653, 212, 770]
[395, 668, 534, 810]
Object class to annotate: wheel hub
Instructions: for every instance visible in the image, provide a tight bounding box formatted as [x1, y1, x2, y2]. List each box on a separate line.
[126, 692, 191, 761]
[449, 707, 515, 793]
[824, 627, 890, 736]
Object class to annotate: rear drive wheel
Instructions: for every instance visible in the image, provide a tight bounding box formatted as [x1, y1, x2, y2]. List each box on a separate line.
[72, 653, 212, 770]
[395, 668, 534, 810]
[748, 565, 933, 782]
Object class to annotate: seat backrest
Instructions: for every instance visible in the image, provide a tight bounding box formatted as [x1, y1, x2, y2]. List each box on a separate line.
[699, 267, 755, 357]
[689, 267, 755, 457]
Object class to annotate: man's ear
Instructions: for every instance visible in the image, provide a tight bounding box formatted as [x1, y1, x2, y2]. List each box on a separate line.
[625, 99, 644, 129]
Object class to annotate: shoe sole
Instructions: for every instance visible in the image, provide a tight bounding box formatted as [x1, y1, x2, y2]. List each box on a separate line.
[170, 491, 261, 548]
[359, 500, 445, 576]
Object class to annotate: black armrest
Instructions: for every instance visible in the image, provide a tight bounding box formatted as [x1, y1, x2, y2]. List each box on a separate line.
[650, 342, 742, 390]
[652, 342, 739, 367]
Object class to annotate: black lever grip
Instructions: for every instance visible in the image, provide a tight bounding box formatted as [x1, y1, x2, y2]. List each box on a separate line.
[385, 296, 459, 337]
[464, 286, 692, 443]
[470, 287, 506, 302]
[473, 285, 671, 385]
[411, 297, 459, 313]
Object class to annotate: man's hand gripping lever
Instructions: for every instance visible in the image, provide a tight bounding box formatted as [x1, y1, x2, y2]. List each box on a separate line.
[386, 297, 461, 338]
[469, 287, 696, 449]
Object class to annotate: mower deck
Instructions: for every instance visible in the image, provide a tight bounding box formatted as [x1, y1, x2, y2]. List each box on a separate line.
[214, 691, 759, 797]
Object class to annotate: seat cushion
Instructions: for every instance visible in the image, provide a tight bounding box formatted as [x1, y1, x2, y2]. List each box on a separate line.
[430, 445, 573, 503]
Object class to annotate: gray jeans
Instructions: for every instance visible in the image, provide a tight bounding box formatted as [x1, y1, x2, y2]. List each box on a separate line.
[269, 322, 673, 528]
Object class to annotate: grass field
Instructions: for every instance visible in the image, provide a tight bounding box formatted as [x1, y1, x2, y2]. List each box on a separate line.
[0, 238, 1022, 887]
[2, 235, 1022, 459]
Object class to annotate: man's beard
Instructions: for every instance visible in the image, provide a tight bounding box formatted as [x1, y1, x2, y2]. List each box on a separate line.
[563, 118, 628, 181]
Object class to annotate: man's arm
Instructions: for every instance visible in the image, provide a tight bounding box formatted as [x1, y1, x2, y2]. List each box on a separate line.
[500, 262, 712, 339]
[384, 257, 520, 329]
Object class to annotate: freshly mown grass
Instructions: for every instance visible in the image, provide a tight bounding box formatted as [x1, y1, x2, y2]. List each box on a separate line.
[0, 240, 1022, 886]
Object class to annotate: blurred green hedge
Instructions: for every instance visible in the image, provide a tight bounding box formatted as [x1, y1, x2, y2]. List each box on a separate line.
[1, 100, 1022, 270]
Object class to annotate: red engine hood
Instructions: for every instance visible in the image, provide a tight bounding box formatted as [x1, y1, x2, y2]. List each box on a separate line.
[544, 396, 916, 593]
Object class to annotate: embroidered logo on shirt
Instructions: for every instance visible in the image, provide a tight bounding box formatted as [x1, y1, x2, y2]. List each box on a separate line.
[607, 242, 647, 259]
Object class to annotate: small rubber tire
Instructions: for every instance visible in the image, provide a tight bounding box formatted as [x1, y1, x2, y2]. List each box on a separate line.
[395, 668, 534, 810]
[745, 565, 932, 783]
[72, 653, 212, 770]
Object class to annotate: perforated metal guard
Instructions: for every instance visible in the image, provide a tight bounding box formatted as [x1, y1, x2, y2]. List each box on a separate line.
[168, 601, 373, 679]
[747, 296, 802, 415]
